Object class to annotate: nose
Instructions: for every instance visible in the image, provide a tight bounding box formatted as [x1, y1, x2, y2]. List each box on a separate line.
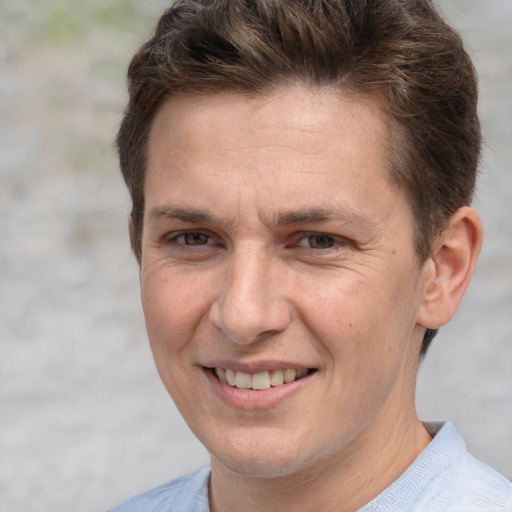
[208, 246, 291, 345]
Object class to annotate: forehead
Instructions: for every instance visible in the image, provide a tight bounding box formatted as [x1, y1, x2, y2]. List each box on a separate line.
[149, 87, 388, 155]
[145, 86, 404, 229]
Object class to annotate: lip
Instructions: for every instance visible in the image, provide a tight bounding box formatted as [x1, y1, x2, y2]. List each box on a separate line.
[202, 365, 316, 410]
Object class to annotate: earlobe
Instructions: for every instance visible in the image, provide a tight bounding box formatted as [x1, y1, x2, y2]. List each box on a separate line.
[417, 207, 483, 329]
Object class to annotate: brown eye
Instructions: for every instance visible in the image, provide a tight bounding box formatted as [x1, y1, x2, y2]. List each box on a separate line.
[181, 232, 210, 245]
[307, 234, 335, 249]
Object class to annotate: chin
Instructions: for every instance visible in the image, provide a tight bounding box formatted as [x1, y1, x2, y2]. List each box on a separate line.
[216, 453, 312, 479]
[208, 430, 325, 479]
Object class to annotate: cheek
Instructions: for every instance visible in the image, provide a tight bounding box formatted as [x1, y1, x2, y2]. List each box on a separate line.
[296, 268, 419, 370]
[140, 268, 212, 414]
[140, 266, 211, 353]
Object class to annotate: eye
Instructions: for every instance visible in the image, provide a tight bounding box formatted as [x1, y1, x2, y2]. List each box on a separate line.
[290, 232, 353, 258]
[158, 229, 223, 261]
[175, 232, 210, 246]
[296, 233, 337, 250]
[303, 234, 335, 249]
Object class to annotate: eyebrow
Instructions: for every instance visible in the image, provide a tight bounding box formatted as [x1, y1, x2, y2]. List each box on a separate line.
[274, 207, 376, 230]
[148, 205, 218, 224]
[148, 204, 375, 230]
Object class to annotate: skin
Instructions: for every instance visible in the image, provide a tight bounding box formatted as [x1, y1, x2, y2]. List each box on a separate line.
[139, 86, 482, 511]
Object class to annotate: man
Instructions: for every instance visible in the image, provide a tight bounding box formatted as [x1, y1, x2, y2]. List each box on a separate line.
[109, 1, 512, 510]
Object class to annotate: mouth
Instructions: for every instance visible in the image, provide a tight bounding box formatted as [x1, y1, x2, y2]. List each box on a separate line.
[210, 367, 314, 390]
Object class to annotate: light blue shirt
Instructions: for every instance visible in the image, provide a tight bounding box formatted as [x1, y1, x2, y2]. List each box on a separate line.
[108, 422, 512, 511]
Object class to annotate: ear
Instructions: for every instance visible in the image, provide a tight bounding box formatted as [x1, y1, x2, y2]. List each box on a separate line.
[417, 206, 483, 329]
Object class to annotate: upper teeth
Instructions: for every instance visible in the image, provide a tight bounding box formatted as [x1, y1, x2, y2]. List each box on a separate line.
[215, 368, 309, 390]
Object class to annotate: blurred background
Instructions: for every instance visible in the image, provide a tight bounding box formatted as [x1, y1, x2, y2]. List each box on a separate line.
[0, 0, 510, 510]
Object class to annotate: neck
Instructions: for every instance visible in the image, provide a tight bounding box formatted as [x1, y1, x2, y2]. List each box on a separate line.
[209, 411, 432, 512]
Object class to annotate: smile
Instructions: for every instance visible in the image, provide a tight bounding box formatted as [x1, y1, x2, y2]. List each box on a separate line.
[214, 367, 311, 390]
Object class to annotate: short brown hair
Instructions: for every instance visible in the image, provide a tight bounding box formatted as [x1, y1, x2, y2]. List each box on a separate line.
[117, 0, 481, 355]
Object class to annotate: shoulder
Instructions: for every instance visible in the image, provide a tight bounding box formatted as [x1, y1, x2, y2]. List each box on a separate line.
[363, 422, 512, 512]
[107, 465, 211, 512]
[447, 447, 512, 511]
[423, 422, 512, 511]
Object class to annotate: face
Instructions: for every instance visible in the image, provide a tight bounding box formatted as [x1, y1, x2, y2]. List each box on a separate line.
[141, 87, 431, 479]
